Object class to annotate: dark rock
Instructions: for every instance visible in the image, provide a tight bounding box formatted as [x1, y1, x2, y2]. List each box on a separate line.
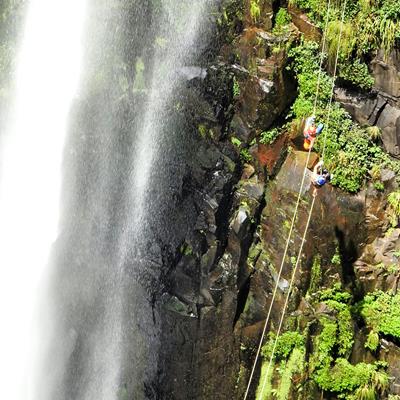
[335, 87, 400, 158]
[371, 50, 400, 98]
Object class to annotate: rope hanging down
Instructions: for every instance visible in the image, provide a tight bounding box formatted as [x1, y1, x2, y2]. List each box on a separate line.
[244, 0, 347, 400]
[258, 195, 316, 399]
[322, 0, 348, 160]
[257, 1, 348, 398]
[242, 2, 333, 399]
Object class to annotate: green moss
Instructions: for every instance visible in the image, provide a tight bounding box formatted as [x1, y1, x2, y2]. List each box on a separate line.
[260, 128, 281, 145]
[262, 331, 305, 361]
[276, 347, 305, 400]
[232, 76, 241, 98]
[257, 331, 306, 399]
[250, 0, 261, 22]
[310, 317, 337, 370]
[290, 0, 400, 57]
[231, 136, 242, 147]
[360, 291, 400, 340]
[180, 243, 193, 256]
[275, 8, 292, 27]
[198, 124, 207, 138]
[308, 255, 322, 294]
[240, 148, 252, 163]
[365, 330, 380, 352]
[338, 59, 375, 90]
[255, 358, 273, 400]
[388, 190, 400, 227]
[314, 358, 388, 398]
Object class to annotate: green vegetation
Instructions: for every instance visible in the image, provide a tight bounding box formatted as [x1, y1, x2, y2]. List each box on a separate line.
[289, 0, 400, 59]
[388, 190, 400, 227]
[262, 331, 305, 361]
[360, 291, 400, 340]
[314, 358, 389, 399]
[257, 331, 306, 400]
[240, 148, 252, 162]
[250, 0, 261, 22]
[275, 8, 292, 28]
[306, 287, 390, 398]
[287, 39, 400, 192]
[338, 58, 375, 90]
[232, 76, 241, 98]
[260, 128, 281, 145]
[308, 255, 322, 294]
[365, 330, 380, 352]
[255, 285, 393, 399]
[231, 136, 253, 162]
[275, 347, 305, 400]
[231, 136, 242, 147]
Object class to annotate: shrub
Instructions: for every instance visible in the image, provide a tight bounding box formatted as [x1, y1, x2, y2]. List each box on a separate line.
[250, 0, 261, 21]
[360, 291, 400, 340]
[275, 7, 291, 27]
[387, 190, 400, 227]
[260, 128, 281, 145]
[365, 330, 380, 352]
[338, 59, 374, 90]
[262, 331, 305, 361]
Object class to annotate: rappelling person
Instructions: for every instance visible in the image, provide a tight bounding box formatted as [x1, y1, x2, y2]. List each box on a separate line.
[311, 160, 332, 195]
[303, 116, 324, 151]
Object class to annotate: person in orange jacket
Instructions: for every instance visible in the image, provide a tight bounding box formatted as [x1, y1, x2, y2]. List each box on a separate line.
[303, 116, 324, 151]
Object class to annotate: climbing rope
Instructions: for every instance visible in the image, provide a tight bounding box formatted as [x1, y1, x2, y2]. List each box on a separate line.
[321, 0, 348, 160]
[242, 2, 334, 399]
[243, 0, 348, 398]
[257, 1, 348, 398]
[258, 195, 316, 399]
[312, 0, 333, 117]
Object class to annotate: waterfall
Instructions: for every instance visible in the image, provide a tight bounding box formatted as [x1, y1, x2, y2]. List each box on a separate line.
[0, 0, 217, 399]
[0, 1, 87, 399]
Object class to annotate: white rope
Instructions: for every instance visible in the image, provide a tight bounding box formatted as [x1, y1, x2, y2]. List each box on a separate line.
[258, 195, 317, 399]
[242, 147, 313, 400]
[312, 0, 332, 116]
[322, 0, 348, 160]
[242, 3, 334, 399]
[257, 2, 349, 398]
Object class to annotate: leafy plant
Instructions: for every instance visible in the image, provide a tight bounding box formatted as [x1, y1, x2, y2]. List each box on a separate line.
[360, 291, 400, 340]
[365, 330, 380, 352]
[240, 148, 252, 162]
[387, 190, 400, 227]
[250, 0, 261, 22]
[275, 7, 292, 28]
[232, 76, 241, 98]
[260, 128, 281, 145]
[338, 59, 374, 90]
[231, 136, 242, 147]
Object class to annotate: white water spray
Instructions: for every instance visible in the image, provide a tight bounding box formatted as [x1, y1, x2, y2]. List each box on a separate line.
[0, 1, 87, 398]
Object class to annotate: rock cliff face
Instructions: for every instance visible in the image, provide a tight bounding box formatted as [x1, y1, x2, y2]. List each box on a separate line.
[335, 50, 400, 158]
[155, 1, 400, 399]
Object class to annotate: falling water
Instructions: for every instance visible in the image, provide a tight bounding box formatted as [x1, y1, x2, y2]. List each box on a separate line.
[1, 0, 218, 399]
[0, 0, 87, 399]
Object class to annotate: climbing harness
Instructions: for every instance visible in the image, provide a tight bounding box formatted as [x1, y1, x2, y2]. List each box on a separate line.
[243, 0, 347, 398]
